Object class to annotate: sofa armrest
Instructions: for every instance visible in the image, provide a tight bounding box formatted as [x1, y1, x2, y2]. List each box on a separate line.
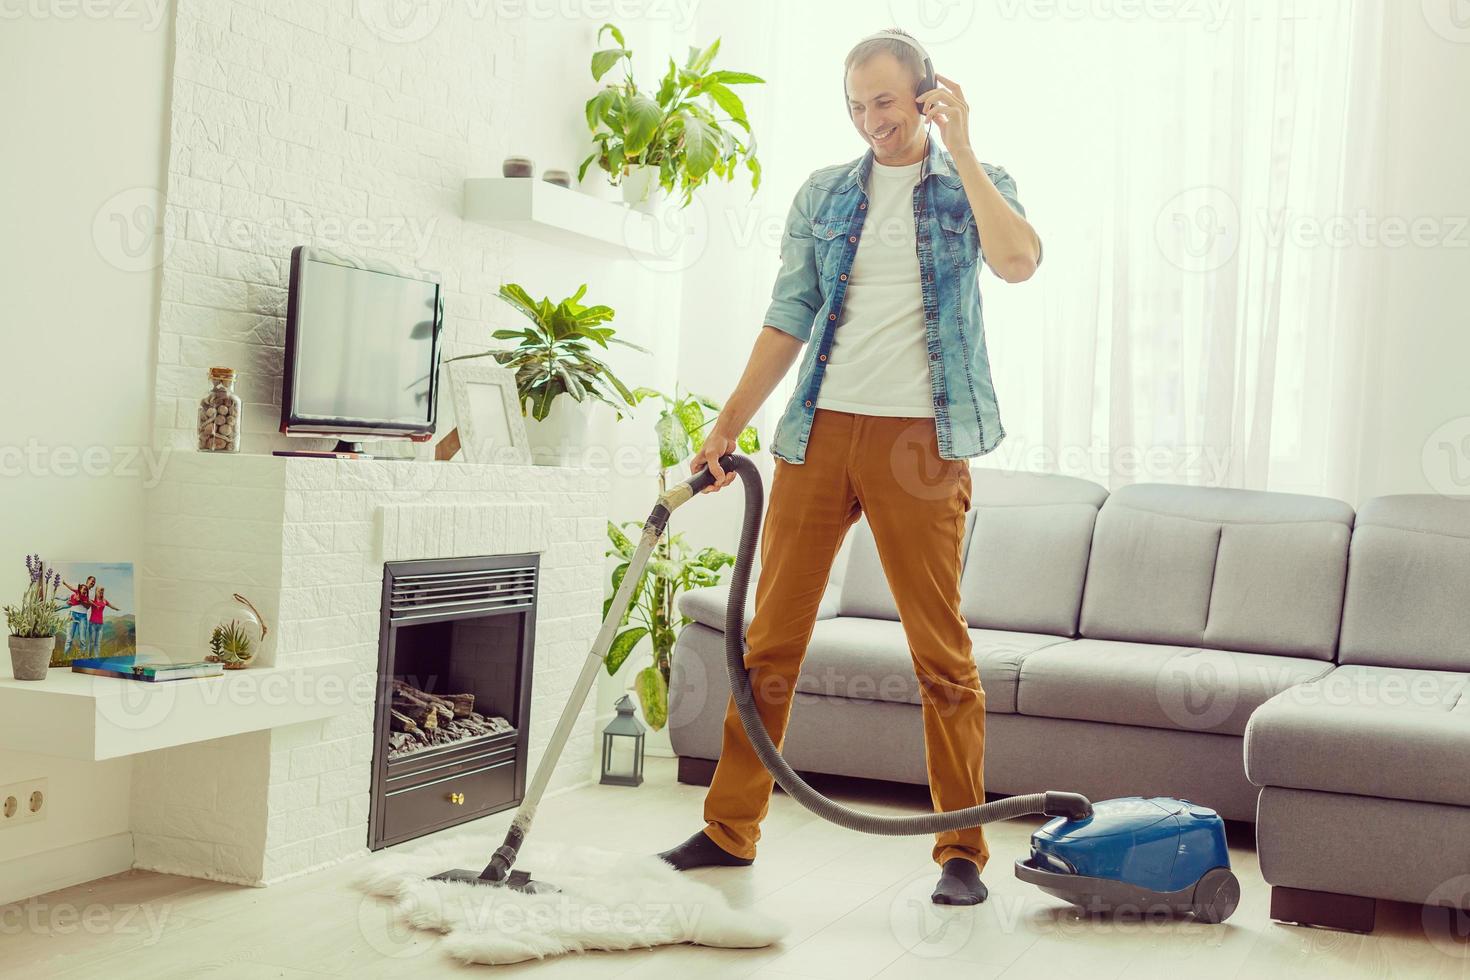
[678, 581, 842, 634]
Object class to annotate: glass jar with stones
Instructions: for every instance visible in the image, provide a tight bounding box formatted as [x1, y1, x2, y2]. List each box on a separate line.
[197, 366, 241, 452]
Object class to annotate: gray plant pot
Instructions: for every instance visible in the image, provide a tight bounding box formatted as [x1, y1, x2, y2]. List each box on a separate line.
[8, 635, 54, 681]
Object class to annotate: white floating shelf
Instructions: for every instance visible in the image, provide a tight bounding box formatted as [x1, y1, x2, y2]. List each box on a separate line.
[0, 659, 360, 761]
[462, 177, 661, 258]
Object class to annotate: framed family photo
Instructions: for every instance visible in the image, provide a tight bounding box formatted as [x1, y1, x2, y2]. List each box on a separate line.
[52, 560, 137, 663]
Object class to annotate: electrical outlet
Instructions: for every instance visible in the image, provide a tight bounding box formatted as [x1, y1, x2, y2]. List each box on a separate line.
[0, 779, 47, 828]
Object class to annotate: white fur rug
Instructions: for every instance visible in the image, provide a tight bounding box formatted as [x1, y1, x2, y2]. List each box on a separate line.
[353, 832, 788, 966]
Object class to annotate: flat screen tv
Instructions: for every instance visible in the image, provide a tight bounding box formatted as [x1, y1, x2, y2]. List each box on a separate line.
[280, 246, 443, 453]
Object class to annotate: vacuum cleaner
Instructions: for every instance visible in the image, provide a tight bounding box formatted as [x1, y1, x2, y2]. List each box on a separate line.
[433, 453, 1240, 924]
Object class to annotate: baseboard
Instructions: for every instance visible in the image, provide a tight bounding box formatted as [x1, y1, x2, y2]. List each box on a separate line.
[0, 831, 134, 906]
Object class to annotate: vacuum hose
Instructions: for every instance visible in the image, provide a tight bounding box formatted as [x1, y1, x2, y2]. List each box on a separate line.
[691, 453, 1093, 831]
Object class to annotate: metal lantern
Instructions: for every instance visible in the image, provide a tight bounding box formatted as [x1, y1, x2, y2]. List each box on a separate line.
[600, 694, 646, 786]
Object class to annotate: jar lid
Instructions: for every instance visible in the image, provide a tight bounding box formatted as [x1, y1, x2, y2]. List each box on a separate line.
[209, 366, 236, 381]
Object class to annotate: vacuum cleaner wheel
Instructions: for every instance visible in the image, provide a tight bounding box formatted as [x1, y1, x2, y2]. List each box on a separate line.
[1190, 867, 1240, 924]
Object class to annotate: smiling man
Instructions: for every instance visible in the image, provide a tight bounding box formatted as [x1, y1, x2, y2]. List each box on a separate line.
[657, 28, 1042, 906]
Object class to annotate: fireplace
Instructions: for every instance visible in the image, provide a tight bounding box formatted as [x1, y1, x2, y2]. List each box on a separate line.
[368, 553, 539, 850]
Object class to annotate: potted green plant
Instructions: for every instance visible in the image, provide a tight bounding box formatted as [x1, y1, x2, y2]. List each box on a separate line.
[5, 555, 65, 681]
[579, 23, 764, 211]
[449, 282, 647, 463]
[603, 387, 760, 733]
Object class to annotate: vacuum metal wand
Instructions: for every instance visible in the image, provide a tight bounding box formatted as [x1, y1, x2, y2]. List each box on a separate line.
[452, 457, 733, 890]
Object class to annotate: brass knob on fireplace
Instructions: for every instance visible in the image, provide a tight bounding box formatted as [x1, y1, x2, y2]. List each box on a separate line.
[448, 792, 465, 805]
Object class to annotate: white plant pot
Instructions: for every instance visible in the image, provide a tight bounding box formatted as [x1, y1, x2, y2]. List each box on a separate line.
[620, 164, 662, 213]
[521, 398, 593, 465]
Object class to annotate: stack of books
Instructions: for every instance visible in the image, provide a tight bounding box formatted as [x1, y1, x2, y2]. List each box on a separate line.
[70, 653, 224, 682]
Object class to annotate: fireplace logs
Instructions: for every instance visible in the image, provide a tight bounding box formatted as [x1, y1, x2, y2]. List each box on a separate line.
[387, 679, 513, 759]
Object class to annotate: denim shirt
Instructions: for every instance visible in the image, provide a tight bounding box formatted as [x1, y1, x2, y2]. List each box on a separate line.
[762, 137, 1035, 463]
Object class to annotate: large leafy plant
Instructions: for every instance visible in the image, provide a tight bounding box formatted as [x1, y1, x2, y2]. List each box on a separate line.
[579, 23, 764, 208]
[450, 283, 646, 422]
[602, 387, 760, 730]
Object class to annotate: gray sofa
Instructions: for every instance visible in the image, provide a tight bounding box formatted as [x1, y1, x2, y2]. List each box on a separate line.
[667, 468, 1470, 931]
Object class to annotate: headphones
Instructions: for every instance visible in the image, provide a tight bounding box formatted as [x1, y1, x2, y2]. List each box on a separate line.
[844, 30, 938, 116]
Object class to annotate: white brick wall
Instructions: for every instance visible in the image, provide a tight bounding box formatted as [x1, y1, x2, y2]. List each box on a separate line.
[137, 0, 691, 888]
[138, 453, 608, 884]
[156, 0, 534, 454]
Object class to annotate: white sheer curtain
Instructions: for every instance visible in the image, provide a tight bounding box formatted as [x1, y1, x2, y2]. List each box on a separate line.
[713, 0, 1389, 502]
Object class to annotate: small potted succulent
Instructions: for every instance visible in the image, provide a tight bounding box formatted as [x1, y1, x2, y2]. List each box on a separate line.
[207, 621, 256, 669]
[5, 555, 65, 681]
[203, 594, 267, 670]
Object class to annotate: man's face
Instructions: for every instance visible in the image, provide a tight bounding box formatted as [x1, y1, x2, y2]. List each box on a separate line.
[845, 51, 926, 163]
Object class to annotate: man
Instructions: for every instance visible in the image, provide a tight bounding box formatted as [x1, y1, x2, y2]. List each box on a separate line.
[657, 29, 1041, 906]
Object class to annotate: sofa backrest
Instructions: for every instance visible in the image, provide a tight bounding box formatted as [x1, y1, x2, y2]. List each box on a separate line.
[956, 471, 1107, 636]
[1338, 494, 1470, 670]
[837, 469, 1107, 636]
[1078, 483, 1354, 660]
[836, 513, 971, 622]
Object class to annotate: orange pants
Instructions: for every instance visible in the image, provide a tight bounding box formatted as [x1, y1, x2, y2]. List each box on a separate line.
[702, 408, 988, 871]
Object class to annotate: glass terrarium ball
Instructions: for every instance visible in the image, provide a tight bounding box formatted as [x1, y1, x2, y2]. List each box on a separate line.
[198, 594, 268, 669]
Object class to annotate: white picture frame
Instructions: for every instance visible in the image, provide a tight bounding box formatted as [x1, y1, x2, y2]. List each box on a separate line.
[446, 360, 530, 464]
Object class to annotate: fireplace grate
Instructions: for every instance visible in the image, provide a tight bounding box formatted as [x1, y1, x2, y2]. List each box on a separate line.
[387, 566, 537, 622]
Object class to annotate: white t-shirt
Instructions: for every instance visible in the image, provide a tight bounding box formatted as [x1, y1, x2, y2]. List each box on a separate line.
[814, 158, 933, 417]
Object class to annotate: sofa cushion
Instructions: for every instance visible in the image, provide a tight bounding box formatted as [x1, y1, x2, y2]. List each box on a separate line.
[1245, 664, 1470, 807]
[1016, 638, 1334, 735]
[842, 469, 1107, 628]
[1339, 494, 1470, 671]
[678, 580, 842, 635]
[1079, 483, 1353, 658]
[1077, 501, 1221, 646]
[836, 517, 911, 622]
[959, 502, 1100, 637]
[796, 617, 1069, 713]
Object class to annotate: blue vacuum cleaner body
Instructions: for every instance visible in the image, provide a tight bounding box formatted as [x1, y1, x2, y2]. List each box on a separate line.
[1014, 797, 1240, 923]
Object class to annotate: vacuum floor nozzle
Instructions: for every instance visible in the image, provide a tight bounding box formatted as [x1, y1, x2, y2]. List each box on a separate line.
[428, 867, 560, 894]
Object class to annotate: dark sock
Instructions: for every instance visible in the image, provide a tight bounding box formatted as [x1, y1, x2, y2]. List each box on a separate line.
[932, 857, 989, 906]
[656, 829, 754, 871]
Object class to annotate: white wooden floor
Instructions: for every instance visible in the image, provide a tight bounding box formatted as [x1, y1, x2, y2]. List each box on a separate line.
[5, 757, 1467, 979]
